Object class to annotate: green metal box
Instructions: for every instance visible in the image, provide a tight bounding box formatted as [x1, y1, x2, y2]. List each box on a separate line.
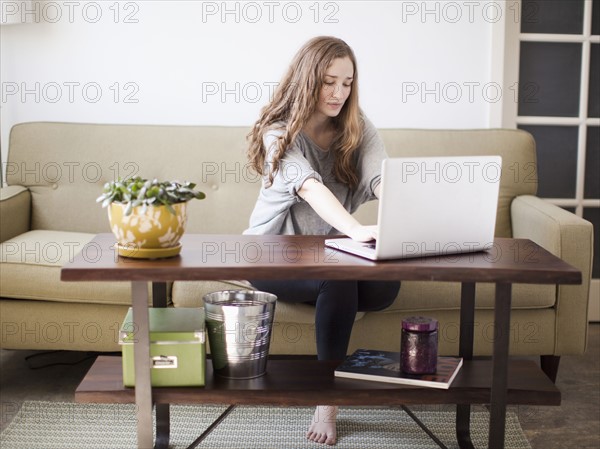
[119, 307, 206, 387]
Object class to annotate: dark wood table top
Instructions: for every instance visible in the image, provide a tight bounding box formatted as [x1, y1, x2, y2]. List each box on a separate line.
[61, 234, 581, 285]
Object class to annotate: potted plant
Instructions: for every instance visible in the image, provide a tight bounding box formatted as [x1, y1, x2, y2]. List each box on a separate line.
[97, 176, 205, 258]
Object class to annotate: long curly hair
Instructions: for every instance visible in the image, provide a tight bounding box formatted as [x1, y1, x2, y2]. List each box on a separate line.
[246, 36, 364, 188]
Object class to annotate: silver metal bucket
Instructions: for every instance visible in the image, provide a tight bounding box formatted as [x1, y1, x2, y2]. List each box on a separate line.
[203, 290, 277, 379]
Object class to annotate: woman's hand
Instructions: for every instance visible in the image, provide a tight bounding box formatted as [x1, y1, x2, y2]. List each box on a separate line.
[347, 224, 378, 242]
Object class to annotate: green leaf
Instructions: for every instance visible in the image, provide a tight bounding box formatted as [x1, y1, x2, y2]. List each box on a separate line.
[97, 176, 206, 211]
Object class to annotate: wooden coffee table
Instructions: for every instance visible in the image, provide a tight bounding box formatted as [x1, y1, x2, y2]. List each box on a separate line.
[77, 355, 560, 449]
[61, 234, 582, 449]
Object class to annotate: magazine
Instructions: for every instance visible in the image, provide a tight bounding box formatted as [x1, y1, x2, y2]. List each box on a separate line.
[334, 349, 463, 389]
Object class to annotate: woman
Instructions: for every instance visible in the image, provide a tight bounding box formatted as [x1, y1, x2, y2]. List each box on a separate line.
[244, 36, 400, 446]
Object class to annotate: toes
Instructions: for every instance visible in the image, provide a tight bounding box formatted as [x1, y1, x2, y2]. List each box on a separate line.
[306, 432, 335, 445]
[307, 432, 328, 444]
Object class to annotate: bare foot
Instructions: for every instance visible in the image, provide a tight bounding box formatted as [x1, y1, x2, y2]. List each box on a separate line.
[306, 405, 338, 445]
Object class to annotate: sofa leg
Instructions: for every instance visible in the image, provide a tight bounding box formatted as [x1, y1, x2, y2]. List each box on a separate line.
[540, 355, 560, 383]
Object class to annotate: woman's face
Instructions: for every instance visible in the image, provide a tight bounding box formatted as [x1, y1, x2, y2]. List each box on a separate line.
[316, 56, 354, 119]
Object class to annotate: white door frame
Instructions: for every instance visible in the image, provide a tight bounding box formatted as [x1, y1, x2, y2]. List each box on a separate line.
[494, 0, 599, 321]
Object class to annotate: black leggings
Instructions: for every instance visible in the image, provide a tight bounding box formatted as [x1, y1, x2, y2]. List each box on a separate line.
[249, 279, 400, 361]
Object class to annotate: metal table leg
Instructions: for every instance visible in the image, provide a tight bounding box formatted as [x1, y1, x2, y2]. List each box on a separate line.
[152, 283, 170, 449]
[186, 405, 237, 449]
[401, 405, 449, 449]
[488, 282, 512, 449]
[456, 405, 475, 449]
[456, 282, 476, 449]
[403, 282, 477, 449]
[155, 403, 170, 449]
[132, 281, 153, 449]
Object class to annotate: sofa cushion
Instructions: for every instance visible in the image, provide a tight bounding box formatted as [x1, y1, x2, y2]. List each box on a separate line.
[173, 278, 554, 319]
[383, 281, 555, 312]
[8, 124, 535, 240]
[172, 280, 366, 324]
[6, 123, 258, 235]
[0, 230, 146, 306]
[171, 279, 254, 308]
[377, 128, 537, 238]
[0, 186, 31, 242]
[2, 230, 554, 313]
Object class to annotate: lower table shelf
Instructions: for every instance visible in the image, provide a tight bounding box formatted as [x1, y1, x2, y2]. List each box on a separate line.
[76, 356, 561, 407]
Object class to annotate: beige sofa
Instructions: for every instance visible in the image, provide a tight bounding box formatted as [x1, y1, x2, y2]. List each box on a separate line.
[0, 122, 593, 381]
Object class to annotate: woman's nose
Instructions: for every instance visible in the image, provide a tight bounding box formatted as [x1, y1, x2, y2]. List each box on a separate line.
[330, 84, 341, 99]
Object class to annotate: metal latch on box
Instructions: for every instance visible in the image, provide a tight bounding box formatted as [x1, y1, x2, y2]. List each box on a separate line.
[152, 355, 178, 369]
[119, 331, 205, 345]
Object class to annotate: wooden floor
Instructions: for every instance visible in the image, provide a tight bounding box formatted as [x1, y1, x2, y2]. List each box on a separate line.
[1, 324, 598, 449]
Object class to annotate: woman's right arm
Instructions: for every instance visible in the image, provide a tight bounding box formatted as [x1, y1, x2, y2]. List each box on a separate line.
[265, 130, 376, 241]
[298, 177, 377, 242]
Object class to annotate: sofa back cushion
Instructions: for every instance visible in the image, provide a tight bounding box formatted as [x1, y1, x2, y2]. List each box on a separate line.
[7, 122, 256, 234]
[7, 123, 536, 237]
[374, 128, 537, 237]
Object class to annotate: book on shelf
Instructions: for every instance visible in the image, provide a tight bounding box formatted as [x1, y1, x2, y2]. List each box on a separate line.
[334, 349, 463, 389]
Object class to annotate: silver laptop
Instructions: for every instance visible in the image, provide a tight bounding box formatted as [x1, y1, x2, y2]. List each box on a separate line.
[325, 155, 502, 260]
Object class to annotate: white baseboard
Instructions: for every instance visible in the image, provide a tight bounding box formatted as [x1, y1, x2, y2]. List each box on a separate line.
[589, 279, 600, 322]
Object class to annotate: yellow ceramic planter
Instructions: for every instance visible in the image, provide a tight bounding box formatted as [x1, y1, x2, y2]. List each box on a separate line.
[108, 202, 188, 258]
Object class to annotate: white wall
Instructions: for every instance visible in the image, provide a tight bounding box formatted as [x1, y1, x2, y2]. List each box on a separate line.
[1, 0, 506, 172]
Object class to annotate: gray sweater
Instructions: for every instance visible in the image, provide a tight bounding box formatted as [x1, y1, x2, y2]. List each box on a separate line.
[243, 116, 387, 236]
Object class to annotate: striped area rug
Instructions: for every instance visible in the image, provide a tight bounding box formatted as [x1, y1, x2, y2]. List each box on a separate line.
[0, 401, 531, 449]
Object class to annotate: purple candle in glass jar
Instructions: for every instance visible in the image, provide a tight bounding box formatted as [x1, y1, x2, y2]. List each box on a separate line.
[401, 316, 438, 374]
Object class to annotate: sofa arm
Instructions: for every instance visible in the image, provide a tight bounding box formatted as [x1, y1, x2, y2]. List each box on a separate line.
[0, 185, 31, 243]
[511, 195, 593, 355]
